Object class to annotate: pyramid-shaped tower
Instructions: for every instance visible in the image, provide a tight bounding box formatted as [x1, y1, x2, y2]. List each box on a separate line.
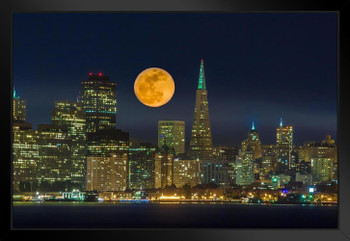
[189, 59, 214, 161]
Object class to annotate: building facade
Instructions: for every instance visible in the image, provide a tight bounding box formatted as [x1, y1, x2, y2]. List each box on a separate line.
[158, 120, 185, 155]
[128, 143, 157, 189]
[173, 158, 201, 188]
[276, 118, 293, 169]
[81, 73, 117, 133]
[51, 100, 87, 188]
[86, 153, 128, 192]
[154, 145, 174, 189]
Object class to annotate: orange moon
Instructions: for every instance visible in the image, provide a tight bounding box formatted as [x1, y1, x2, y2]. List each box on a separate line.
[134, 67, 175, 107]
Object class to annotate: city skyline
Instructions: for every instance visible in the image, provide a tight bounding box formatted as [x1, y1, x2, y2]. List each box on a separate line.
[13, 13, 337, 146]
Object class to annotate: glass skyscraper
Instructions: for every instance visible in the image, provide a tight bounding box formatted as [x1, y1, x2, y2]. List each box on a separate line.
[81, 73, 117, 133]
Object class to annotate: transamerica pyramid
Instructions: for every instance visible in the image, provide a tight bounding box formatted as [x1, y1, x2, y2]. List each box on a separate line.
[189, 59, 214, 161]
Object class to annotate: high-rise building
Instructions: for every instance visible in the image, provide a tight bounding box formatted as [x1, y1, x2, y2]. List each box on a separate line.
[128, 143, 157, 189]
[37, 124, 73, 185]
[12, 125, 40, 192]
[158, 120, 185, 155]
[189, 59, 214, 161]
[173, 158, 201, 188]
[51, 100, 87, 187]
[242, 122, 262, 160]
[86, 129, 129, 157]
[86, 153, 128, 192]
[236, 145, 255, 186]
[276, 118, 293, 169]
[13, 87, 26, 122]
[81, 73, 117, 133]
[202, 160, 234, 186]
[294, 135, 337, 183]
[154, 145, 174, 189]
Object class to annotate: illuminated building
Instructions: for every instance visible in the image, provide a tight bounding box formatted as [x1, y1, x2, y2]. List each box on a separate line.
[12, 126, 40, 192]
[154, 145, 174, 188]
[51, 100, 86, 188]
[261, 154, 277, 174]
[37, 124, 73, 184]
[202, 160, 234, 186]
[173, 158, 201, 188]
[128, 143, 157, 189]
[189, 59, 214, 161]
[311, 158, 334, 183]
[12, 88, 39, 191]
[13, 87, 26, 122]
[212, 146, 238, 184]
[296, 136, 337, 162]
[276, 118, 293, 169]
[242, 121, 262, 160]
[86, 129, 129, 157]
[86, 153, 127, 192]
[295, 135, 337, 181]
[158, 120, 185, 155]
[81, 73, 117, 133]
[212, 146, 238, 162]
[235, 149, 254, 186]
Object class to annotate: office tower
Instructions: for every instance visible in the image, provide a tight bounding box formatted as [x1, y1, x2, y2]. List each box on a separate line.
[202, 160, 234, 186]
[212, 146, 238, 184]
[154, 145, 174, 189]
[86, 129, 129, 157]
[81, 73, 117, 133]
[295, 135, 337, 180]
[37, 124, 73, 185]
[236, 149, 255, 186]
[276, 118, 293, 169]
[51, 100, 86, 188]
[242, 122, 262, 160]
[158, 120, 185, 155]
[13, 87, 26, 122]
[173, 158, 201, 188]
[12, 126, 40, 192]
[189, 59, 214, 161]
[86, 153, 128, 192]
[128, 143, 157, 189]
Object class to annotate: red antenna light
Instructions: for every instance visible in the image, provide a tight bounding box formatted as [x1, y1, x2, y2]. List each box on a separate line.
[98, 73, 102, 76]
[89, 73, 92, 76]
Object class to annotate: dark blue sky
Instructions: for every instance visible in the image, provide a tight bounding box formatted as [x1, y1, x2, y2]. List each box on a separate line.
[13, 13, 337, 147]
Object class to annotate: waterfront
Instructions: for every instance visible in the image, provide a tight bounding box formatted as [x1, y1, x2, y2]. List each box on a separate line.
[12, 202, 337, 229]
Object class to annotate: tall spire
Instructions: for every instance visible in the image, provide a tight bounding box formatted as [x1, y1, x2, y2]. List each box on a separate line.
[280, 117, 283, 127]
[190, 59, 213, 161]
[197, 59, 206, 90]
[251, 121, 255, 130]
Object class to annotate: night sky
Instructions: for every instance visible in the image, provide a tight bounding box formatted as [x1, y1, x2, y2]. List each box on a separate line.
[13, 13, 337, 147]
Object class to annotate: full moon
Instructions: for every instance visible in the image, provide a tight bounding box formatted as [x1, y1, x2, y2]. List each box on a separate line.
[134, 67, 175, 107]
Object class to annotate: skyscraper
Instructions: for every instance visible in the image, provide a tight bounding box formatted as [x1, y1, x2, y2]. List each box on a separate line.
[241, 121, 262, 160]
[51, 100, 87, 188]
[128, 142, 157, 189]
[276, 118, 293, 169]
[81, 73, 117, 133]
[158, 120, 185, 155]
[236, 149, 255, 186]
[154, 145, 174, 189]
[189, 59, 213, 161]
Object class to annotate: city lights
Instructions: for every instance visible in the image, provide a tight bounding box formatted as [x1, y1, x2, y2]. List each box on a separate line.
[12, 61, 338, 206]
